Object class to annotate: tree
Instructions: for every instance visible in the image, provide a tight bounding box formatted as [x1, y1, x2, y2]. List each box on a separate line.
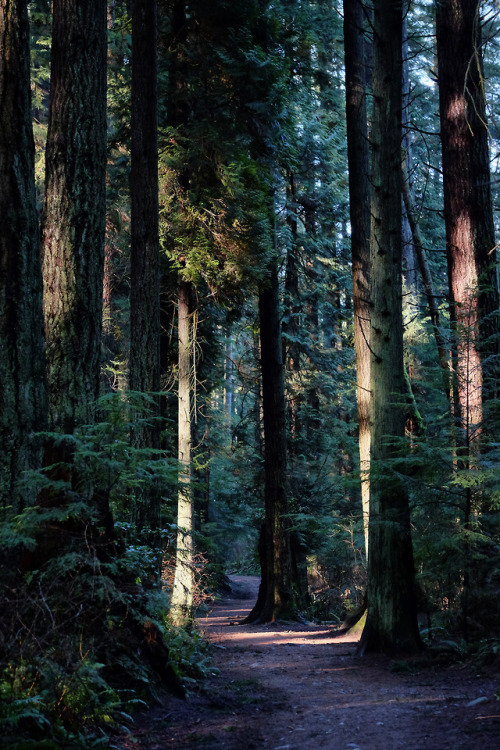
[130, 0, 160, 401]
[41, 0, 108, 435]
[160, 0, 299, 623]
[170, 281, 195, 626]
[129, 0, 161, 530]
[244, 258, 300, 623]
[40, 0, 110, 541]
[435, 0, 500, 633]
[358, 0, 421, 655]
[0, 0, 47, 512]
[344, 0, 371, 556]
[436, 0, 499, 441]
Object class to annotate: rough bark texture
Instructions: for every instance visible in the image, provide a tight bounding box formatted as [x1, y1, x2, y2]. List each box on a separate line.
[244, 261, 298, 624]
[0, 0, 47, 511]
[170, 282, 195, 626]
[129, 0, 161, 530]
[130, 0, 160, 398]
[343, 0, 371, 557]
[358, 0, 421, 655]
[436, 0, 499, 434]
[41, 0, 107, 433]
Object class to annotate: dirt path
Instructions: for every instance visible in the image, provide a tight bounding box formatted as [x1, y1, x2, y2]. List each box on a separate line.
[118, 575, 500, 749]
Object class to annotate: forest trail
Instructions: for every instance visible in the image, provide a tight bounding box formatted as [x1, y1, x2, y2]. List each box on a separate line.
[118, 576, 500, 750]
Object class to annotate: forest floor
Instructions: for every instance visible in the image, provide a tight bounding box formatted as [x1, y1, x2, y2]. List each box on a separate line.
[116, 576, 500, 750]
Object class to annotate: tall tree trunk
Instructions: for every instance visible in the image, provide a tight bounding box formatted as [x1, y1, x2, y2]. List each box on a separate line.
[343, 0, 371, 557]
[0, 0, 47, 512]
[436, 0, 499, 635]
[170, 281, 195, 626]
[39, 0, 110, 543]
[244, 260, 301, 624]
[129, 0, 161, 530]
[401, 2, 418, 295]
[358, 0, 421, 655]
[163, 1, 197, 625]
[41, 0, 107, 434]
[283, 171, 301, 448]
[436, 0, 500, 432]
[436, 0, 499, 440]
[130, 0, 160, 398]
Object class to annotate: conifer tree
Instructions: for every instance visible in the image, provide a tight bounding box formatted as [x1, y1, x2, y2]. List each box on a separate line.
[40, 0, 110, 536]
[435, 0, 500, 628]
[244, 257, 299, 623]
[170, 281, 195, 625]
[129, 0, 161, 530]
[344, 0, 371, 556]
[160, 0, 308, 622]
[41, 0, 107, 434]
[0, 0, 47, 511]
[130, 0, 160, 402]
[436, 0, 499, 441]
[358, 0, 421, 655]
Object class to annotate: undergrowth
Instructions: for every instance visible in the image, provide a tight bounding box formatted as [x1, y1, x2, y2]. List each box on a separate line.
[0, 522, 212, 748]
[0, 393, 213, 748]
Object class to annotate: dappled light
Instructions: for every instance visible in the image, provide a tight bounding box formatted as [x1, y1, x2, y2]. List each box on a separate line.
[200, 575, 361, 648]
[118, 576, 500, 749]
[202, 615, 360, 648]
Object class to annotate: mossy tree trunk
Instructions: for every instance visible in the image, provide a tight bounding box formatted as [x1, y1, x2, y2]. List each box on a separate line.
[0, 0, 47, 512]
[358, 0, 421, 656]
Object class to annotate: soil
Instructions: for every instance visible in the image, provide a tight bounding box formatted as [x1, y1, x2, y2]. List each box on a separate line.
[116, 575, 500, 750]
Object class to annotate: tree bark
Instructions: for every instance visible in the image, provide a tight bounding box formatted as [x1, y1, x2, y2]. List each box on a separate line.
[41, 0, 107, 434]
[343, 0, 371, 557]
[244, 260, 299, 624]
[130, 0, 160, 399]
[436, 0, 499, 437]
[170, 281, 195, 626]
[0, 0, 47, 511]
[129, 0, 161, 530]
[38, 0, 111, 546]
[358, 0, 421, 655]
[436, 0, 500, 631]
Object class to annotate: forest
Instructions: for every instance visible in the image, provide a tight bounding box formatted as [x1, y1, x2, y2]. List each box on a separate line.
[1, 0, 500, 747]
